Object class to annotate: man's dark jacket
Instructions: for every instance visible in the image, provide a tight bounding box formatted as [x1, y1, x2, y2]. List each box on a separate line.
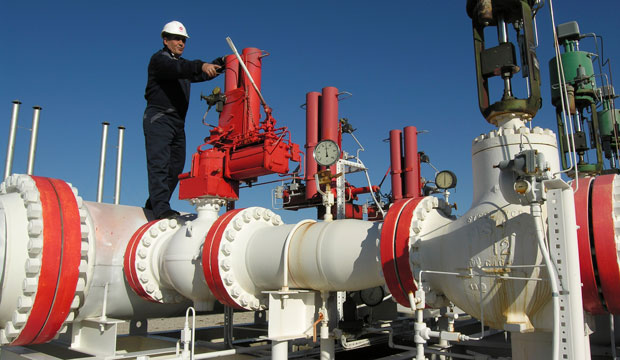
[144, 47, 224, 120]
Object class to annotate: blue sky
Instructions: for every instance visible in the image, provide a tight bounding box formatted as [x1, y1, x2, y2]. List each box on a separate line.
[2, 1, 619, 222]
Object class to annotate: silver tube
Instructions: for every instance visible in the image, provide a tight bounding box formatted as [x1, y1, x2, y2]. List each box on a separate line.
[4, 100, 21, 180]
[113, 126, 125, 205]
[497, 18, 513, 97]
[97, 122, 110, 203]
[574, 112, 582, 132]
[26, 106, 41, 175]
[498, 18, 509, 43]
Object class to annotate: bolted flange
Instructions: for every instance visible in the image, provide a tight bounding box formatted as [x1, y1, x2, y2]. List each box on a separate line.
[0, 174, 92, 345]
[203, 207, 283, 311]
[124, 218, 187, 304]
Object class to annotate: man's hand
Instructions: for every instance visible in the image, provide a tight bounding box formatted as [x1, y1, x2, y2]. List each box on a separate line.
[202, 63, 221, 78]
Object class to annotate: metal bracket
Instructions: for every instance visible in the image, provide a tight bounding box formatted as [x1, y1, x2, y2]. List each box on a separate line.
[69, 317, 125, 356]
[264, 290, 318, 341]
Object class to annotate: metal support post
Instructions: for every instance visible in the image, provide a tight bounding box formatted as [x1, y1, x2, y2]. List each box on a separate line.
[336, 160, 346, 219]
[223, 305, 234, 348]
[26, 106, 41, 175]
[546, 179, 590, 360]
[320, 291, 335, 360]
[271, 340, 288, 360]
[113, 126, 125, 205]
[4, 100, 21, 180]
[96, 122, 109, 203]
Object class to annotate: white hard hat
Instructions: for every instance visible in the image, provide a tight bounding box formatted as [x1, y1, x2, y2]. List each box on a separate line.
[161, 20, 189, 38]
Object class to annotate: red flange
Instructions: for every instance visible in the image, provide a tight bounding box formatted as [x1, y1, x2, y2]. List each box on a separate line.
[572, 177, 606, 314]
[11, 177, 82, 346]
[592, 174, 620, 314]
[123, 220, 160, 303]
[33, 178, 83, 343]
[202, 209, 245, 309]
[573, 177, 605, 313]
[394, 198, 424, 301]
[380, 198, 424, 307]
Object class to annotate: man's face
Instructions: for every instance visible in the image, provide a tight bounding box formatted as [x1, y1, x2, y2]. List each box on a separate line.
[164, 35, 186, 57]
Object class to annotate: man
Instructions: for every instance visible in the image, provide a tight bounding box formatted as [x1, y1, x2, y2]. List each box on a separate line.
[143, 20, 223, 219]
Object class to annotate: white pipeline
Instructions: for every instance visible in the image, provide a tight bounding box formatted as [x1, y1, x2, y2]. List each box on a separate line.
[245, 218, 384, 292]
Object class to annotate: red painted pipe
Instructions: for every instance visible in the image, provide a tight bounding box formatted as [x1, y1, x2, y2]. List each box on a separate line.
[403, 126, 420, 198]
[242, 48, 262, 134]
[224, 54, 239, 93]
[350, 185, 381, 197]
[320, 87, 339, 173]
[305, 92, 321, 200]
[389, 129, 403, 201]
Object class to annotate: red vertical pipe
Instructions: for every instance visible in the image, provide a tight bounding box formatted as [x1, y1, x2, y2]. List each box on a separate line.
[320, 87, 339, 173]
[224, 54, 239, 93]
[242, 48, 262, 133]
[403, 126, 420, 198]
[389, 130, 404, 201]
[305, 92, 321, 200]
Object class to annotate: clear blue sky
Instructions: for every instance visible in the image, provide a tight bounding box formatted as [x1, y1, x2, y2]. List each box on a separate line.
[2, 1, 619, 222]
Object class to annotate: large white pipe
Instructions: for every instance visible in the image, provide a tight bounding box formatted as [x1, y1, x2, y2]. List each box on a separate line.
[4, 100, 21, 180]
[245, 218, 384, 292]
[26, 106, 41, 175]
[113, 126, 125, 205]
[96, 122, 109, 203]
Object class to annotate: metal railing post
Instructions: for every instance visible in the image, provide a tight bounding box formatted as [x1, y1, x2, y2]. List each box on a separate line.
[113, 126, 125, 205]
[4, 100, 21, 180]
[26, 106, 41, 175]
[96, 122, 110, 203]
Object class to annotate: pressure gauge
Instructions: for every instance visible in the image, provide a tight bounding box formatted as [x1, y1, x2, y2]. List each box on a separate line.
[360, 286, 385, 307]
[313, 139, 341, 167]
[435, 170, 457, 189]
[514, 179, 531, 194]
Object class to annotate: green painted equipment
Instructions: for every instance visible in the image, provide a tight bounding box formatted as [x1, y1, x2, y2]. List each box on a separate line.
[548, 21, 619, 176]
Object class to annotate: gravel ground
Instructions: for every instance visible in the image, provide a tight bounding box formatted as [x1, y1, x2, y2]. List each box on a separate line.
[117, 311, 258, 334]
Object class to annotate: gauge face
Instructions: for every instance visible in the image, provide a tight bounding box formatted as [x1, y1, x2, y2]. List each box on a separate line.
[313, 139, 340, 167]
[435, 170, 457, 189]
[514, 179, 530, 194]
[360, 286, 385, 307]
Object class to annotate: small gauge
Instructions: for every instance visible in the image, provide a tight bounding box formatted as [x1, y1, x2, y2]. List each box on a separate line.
[360, 286, 385, 307]
[514, 179, 531, 194]
[313, 139, 341, 167]
[435, 170, 457, 189]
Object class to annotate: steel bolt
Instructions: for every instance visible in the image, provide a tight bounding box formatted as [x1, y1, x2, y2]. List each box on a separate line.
[142, 237, 152, 247]
[225, 229, 236, 242]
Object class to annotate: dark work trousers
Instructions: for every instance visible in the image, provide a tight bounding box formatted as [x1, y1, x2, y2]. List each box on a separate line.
[143, 107, 186, 218]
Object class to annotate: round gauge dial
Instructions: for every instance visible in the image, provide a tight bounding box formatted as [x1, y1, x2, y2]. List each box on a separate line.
[514, 179, 531, 194]
[435, 170, 457, 189]
[360, 286, 385, 307]
[313, 139, 341, 167]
